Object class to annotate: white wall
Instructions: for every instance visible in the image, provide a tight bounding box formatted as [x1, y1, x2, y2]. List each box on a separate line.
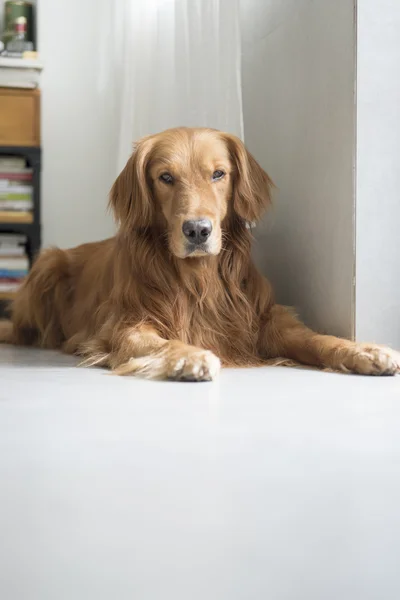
[356, 1, 400, 348]
[8, 1, 400, 347]
[241, 0, 356, 338]
[38, 0, 117, 248]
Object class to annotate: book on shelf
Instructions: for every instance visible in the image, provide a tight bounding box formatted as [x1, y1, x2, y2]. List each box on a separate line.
[0, 195, 32, 201]
[0, 159, 35, 223]
[0, 184, 32, 190]
[0, 181, 33, 191]
[0, 56, 43, 70]
[0, 189, 33, 198]
[0, 188, 32, 194]
[0, 70, 39, 88]
[0, 173, 34, 213]
[0, 234, 27, 257]
[0, 233, 27, 244]
[0, 156, 27, 170]
[0, 246, 25, 256]
[0, 241, 29, 294]
[0, 169, 33, 181]
[0, 211, 33, 223]
[0, 56, 43, 89]
[0, 181, 33, 211]
[0, 269, 29, 278]
[0, 281, 22, 292]
[0, 190, 32, 198]
[0, 256, 28, 269]
[0, 201, 33, 211]
[0, 197, 32, 203]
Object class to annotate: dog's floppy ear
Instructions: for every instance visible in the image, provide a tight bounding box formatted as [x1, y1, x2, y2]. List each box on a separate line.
[109, 136, 154, 230]
[224, 133, 273, 223]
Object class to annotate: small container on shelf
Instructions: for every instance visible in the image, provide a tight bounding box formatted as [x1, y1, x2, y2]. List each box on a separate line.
[2, 1, 34, 51]
[5, 16, 33, 54]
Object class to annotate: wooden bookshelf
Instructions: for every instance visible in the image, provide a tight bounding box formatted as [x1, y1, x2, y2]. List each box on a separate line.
[0, 89, 40, 147]
[0, 146, 41, 317]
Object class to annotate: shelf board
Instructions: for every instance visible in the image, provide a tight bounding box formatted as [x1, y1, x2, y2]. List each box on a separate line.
[0, 211, 33, 223]
[0, 145, 41, 153]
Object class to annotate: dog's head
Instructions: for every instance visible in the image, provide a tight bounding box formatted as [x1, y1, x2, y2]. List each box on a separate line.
[110, 127, 273, 258]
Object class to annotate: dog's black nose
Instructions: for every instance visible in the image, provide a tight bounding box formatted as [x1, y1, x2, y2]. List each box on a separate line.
[182, 219, 213, 245]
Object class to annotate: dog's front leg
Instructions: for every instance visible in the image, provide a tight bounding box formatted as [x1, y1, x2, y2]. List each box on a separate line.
[259, 305, 400, 376]
[100, 324, 221, 381]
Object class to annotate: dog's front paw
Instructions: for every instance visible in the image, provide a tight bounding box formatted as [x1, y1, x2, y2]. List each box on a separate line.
[166, 347, 221, 382]
[341, 344, 400, 376]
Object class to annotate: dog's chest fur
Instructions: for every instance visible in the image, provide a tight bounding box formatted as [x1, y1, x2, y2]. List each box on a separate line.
[162, 265, 263, 366]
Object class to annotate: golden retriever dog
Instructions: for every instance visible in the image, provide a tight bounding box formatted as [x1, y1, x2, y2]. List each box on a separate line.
[1, 127, 399, 380]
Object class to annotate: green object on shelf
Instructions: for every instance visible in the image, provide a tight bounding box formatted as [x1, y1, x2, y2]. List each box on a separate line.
[2, 1, 34, 48]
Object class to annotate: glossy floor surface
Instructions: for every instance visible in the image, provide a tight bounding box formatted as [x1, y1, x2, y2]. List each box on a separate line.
[1, 345, 400, 600]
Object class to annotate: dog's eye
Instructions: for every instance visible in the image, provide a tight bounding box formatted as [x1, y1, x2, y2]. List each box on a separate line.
[159, 172, 174, 184]
[212, 170, 225, 181]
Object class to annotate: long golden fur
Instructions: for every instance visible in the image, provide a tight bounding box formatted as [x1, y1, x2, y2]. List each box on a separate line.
[1, 127, 399, 380]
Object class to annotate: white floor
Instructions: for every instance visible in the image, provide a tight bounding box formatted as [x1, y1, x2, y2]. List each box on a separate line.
[1, 345, 400, 600]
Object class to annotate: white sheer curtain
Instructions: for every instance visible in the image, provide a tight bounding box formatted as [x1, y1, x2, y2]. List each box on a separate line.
[109, 0, 244, 170]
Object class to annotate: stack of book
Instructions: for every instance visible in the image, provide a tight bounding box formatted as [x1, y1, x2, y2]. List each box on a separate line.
[0, 234, 29, 294]
[0, 56, 43, 89]
[0, 156, 33, 223]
